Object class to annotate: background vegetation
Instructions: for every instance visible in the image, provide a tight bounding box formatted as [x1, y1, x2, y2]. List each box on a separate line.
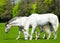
[0, 0, 60, 22]
[0, 0, 60, 43]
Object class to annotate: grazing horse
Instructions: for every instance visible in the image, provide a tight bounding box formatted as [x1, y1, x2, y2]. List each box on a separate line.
[5, 16, 29, 40]
[24, 13, 59, 40]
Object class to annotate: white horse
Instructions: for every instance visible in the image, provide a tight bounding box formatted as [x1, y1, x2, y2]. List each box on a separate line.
[24, 13, 59, 40]
[5, 16, 29, 40]
[5, 13, 59, 40]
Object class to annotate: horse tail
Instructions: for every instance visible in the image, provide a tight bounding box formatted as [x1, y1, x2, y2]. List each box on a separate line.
[50, 15, 59, 32]
[55, 16, 59, 32]
[52, 15, 59, 32]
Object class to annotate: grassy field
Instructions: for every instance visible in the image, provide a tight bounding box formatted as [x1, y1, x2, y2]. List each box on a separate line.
[0, 23, 60, 43]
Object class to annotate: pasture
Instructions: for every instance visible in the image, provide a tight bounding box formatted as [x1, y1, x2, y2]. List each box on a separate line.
[0, 23, 60, 43]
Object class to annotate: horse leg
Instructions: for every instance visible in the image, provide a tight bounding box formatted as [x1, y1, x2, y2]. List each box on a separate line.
[35, 27, 43, 40]
[35, 32, 40, 40]
[45, 27, 51, 39]
[24, 25, 29, 40]
[24, 29, 29, 40]
[43, 29, 51, 39]
[16, 30, 20, 40]
[50, 18, 59, 39]
[53, 31, 57, 39]
[16, 27, 22, 40]
[52, 24, 57, 39]
[53, 25, 57, 39]
[47, 32, 51, 39]
[43, 33, 46, 39]
[43, 25, 51, 39]
[29, 24, 37, 40]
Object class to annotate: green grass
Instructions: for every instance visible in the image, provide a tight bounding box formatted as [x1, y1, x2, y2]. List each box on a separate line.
[0, 23, 60, 43]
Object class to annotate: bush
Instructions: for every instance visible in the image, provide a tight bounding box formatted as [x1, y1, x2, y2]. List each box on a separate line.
[0, 0, 13, 22]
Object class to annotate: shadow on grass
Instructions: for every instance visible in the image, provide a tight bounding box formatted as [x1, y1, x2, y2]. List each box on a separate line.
[4, 37, 55, 41]
[4, 38, 25, 40]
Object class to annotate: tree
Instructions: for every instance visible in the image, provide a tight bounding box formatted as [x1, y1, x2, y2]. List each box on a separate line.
[0, 0, 13, 22]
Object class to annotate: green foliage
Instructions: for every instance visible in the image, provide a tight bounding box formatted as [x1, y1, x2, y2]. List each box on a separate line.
[0, 6, 4, 14]
[0, 0, 60, 22]
[17, 0, 37, 16]
[0, 0, 13, 22]
[0, 0, 5, 15]
[53, 0, 60, 16]
[12, 3, 20, 17]
[44, 0, 52, 4]
[0, 0, 5, 5]
[12, 0, 21, 17]
[30, 4, 37, 13]
[17, 1, 32, 16]
[36, 0, 53, 14]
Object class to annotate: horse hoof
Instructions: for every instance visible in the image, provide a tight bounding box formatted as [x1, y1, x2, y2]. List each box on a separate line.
[43, 37, 47, 39]
[25, 38, 28, 40]
[25, 39, 28, 40]
[29, 37, 32, 40]
[29, 38, 32, 40]
[43, 37, 45, 39]
[16, 38, 20, 40]
[47, 38, 49, 40]
[54, 38, 56, 40]
[35, 38, 37, 40]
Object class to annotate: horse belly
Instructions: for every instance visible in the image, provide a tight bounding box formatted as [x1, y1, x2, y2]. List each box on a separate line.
[37, 17, 49, 25]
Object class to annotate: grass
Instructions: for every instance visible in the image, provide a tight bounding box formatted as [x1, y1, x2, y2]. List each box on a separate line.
[0, 23, 60, 43]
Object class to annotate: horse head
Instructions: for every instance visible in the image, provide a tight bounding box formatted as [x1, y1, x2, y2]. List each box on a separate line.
[5, 21, 11, 33]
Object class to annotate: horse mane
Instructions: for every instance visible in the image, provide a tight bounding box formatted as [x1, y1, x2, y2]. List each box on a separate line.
[6, 16, 27, 25]
[6, 17, 20, 25]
